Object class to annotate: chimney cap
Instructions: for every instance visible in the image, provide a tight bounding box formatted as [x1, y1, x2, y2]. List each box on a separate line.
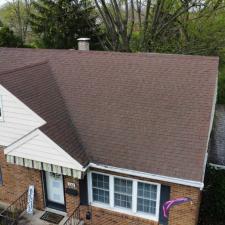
[77, 38, 90, 41]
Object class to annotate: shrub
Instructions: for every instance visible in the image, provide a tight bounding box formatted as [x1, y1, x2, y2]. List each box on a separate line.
[199, 165, 225, 225]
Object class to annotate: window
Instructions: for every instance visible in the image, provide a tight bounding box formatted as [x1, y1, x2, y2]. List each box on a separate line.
[88, 172, 160, 221]
[114, 178, 132, 209]
[137, 182, 157, 214]
[0, 166, 3, 186]
[92, 173, 109, 204]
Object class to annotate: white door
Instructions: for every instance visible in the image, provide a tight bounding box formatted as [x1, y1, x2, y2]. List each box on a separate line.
[45, 172, 65, 205]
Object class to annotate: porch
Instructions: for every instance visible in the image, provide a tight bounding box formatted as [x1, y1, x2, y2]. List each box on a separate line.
[18, 209, 69, 225]
[0, 189, 84, 225]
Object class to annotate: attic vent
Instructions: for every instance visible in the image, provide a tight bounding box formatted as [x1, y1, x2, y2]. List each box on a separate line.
[0, 96, 3, 121]
[77, 38, 90, 51]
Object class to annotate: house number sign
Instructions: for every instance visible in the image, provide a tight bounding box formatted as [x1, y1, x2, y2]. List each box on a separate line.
[67, 182, 76, 189]
[66, 182, 78, 196]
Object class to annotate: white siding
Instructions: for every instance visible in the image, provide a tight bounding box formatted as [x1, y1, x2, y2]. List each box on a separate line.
[5, 129, 84, 171]
[0, 85, 46, 146]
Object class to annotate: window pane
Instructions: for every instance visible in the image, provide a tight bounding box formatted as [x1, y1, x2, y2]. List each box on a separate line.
[92, 173, 109, 189]
[92, 173, 109, 204]
[114, 178, 132, 194]
[137, 198, 156, 214]
[93, 188, 109, 204]
[137, 182, 157, 215]
[114, 178, 132, 209]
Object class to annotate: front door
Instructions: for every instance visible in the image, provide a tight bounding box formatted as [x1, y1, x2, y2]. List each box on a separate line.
[44, 172, 65, 211]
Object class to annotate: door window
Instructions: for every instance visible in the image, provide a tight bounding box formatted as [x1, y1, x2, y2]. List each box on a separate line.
[45, 172, 65, 205]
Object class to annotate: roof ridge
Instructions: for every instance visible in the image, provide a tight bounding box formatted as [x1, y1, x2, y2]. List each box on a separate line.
[0, 47, 219, 61]
[0, 60, 49, 76]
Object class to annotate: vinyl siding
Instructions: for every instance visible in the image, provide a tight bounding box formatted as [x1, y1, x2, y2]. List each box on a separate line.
[0, 85, 45, 146]
[5, 129, 83, 171]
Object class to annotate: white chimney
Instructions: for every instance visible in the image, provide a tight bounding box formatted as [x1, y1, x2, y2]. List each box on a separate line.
[77, 38, 90, 51]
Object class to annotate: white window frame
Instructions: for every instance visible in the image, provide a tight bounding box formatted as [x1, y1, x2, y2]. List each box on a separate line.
[0, 96, 3, 121]
[87, 171, 161, 221]
[91, 172, 110, 204]
[114, 177, 133, 209]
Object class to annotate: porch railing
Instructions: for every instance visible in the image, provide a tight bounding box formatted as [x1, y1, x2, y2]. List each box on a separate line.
[0, 189, 28, 225]
[63, 205, 80, 225]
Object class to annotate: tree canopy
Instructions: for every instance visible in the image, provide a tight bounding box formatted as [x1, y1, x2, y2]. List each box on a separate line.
[29, 0, 102, 49]
[0, 26, 23, 47]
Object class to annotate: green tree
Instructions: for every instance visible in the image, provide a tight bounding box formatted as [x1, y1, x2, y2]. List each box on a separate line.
[94, 0, 224, 52]
[0, 0, 33, 44]
[199, 165, 225, 225]
[0, 26, 23, 47]
[30, 0, 102, 49]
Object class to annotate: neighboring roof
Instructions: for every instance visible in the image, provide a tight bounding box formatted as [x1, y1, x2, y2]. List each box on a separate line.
[208, 105, 225, 166]
[0, 48, 219, 182]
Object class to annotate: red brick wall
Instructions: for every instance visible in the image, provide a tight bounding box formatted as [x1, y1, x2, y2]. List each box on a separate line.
[0, 147, 81, 215]
[169, 184, 201, 225]
[80, 168, 201, 225]
[0, 148, 45, 210]
[64, 176, 80, 215]
[80, 206, 157, 225]
[0, 148, 201, 225]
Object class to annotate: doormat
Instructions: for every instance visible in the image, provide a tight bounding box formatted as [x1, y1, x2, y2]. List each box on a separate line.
[40, 211, 64, 224]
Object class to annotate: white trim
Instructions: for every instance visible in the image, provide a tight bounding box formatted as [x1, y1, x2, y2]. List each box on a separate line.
[87, 172, 92, 204]
[5, 129, 39, 154]
[109, 175, 114, 208]
[0, 95, 4, 122]
[5, 129, 84, 172]
[132, 180, 137, 213]
[87, 163, 204, 190]
[202, 73, 218, 183]
[87, 171, 160, 221]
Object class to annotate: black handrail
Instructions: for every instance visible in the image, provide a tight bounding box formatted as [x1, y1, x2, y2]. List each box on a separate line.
[0, 189, 28, 225]
[63, 205, 80, 225]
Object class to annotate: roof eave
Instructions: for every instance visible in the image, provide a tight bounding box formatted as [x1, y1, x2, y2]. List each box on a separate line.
[85, 162, 204, 190]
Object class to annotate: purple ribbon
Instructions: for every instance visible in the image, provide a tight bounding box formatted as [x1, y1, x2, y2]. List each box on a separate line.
[163, 197, 192, 218]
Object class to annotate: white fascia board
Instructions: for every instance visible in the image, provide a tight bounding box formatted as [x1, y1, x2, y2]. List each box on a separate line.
[201, 72, 218, 183]
[86, 163, 204, 190]
[0, 85, 46, 126]
[5, 129, 85, 171]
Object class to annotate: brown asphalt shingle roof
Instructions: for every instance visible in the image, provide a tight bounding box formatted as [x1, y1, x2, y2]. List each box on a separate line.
[0, 48, 219, 182]
[0, 61, 88, 165]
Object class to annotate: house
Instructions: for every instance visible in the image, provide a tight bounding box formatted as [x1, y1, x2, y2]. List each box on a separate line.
[0, 41, 218, 225]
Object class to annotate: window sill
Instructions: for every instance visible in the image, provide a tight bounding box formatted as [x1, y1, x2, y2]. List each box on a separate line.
[90, 201, 158, 222]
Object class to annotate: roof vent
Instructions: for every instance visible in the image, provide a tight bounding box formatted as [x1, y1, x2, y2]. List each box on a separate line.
[77, 38, 90, 51]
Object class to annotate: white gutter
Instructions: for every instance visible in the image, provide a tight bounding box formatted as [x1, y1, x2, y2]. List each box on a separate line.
[200, 66, 218, 186]
[86, 162, 204, 190]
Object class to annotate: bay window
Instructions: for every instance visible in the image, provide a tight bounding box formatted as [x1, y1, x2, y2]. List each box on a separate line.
[88, 171, 160, 221]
